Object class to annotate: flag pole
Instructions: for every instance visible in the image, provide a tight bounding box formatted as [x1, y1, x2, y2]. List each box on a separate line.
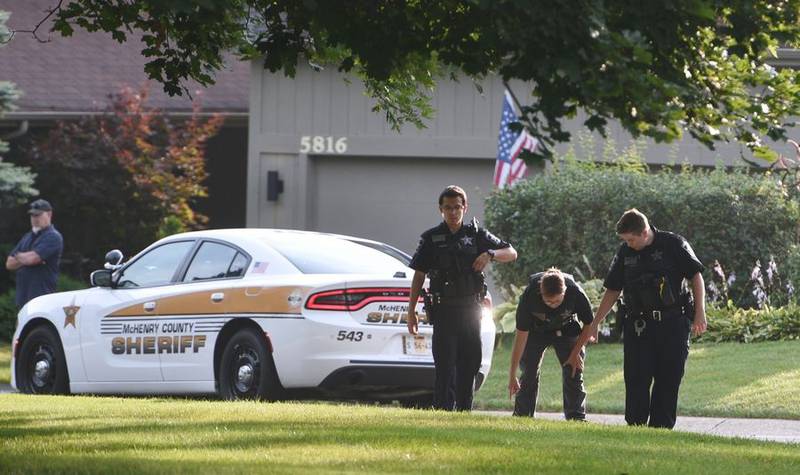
[502, 80, 549, 160]
[502, 81, 525, 115]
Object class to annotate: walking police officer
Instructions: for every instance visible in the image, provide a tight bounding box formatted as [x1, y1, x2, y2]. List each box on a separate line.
[565, 208, 707, 429]
[407, 185, 517, 411]
[508, 268, 593, 420]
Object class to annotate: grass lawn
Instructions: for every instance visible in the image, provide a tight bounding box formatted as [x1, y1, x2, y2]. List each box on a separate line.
[475, 340, 800, 419]
[3, 339, 799, 419]
[0, 341, 8, 386]
[1, 394, 798, 474]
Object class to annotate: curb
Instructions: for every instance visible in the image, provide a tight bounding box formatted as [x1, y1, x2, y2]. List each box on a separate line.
[477, 410, 800, 444]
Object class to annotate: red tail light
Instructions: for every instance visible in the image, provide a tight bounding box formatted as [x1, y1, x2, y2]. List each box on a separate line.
[305, 288, 416, 311]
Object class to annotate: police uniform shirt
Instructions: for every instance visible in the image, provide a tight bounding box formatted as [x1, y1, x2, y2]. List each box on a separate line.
[604, 226, 705, 304]
[515, 273, 594, 333]
[409, 220, 510, 274]
[11, 224, 64, 307]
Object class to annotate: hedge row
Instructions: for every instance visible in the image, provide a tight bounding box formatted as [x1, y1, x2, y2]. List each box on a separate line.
[485, 163, 800, 302]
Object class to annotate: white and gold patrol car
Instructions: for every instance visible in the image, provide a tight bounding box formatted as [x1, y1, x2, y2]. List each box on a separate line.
[11, 229, 496, 404]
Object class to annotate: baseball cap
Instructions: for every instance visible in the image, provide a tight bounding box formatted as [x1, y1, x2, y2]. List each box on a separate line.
[28, 199, 53, 215]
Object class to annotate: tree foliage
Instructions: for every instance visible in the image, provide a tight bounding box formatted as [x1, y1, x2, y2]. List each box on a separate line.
[33, 1, 800, 159]
[0, 10, 36, 210]
[13, 87, 222, 274]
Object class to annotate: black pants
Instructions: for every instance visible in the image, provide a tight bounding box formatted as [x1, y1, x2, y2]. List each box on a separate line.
[623, 310, 691, 429]
[431, 302, 482, 411]
[513, 331, 587, 420]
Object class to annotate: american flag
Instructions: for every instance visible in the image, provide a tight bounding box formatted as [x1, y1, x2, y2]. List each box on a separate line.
[494, 91, 538, 188]
[251, 261, 269, 274]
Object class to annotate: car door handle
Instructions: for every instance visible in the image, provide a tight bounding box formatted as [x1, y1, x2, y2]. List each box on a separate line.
[143, 301, 157, 312]
[211, 292, 225, 303]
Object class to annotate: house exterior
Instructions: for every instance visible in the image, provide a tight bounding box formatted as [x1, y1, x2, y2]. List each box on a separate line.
[0, 0, 249, 229]
[245, 57, 800, 257]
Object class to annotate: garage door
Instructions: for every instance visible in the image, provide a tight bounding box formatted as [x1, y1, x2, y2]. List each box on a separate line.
[310, 155, 496, 255]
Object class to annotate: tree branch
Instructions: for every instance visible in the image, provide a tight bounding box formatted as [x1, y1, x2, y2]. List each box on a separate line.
[1, 0, 65, 44]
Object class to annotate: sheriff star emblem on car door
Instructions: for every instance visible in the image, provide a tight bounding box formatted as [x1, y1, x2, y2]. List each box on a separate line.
[63, 304, 80, 329]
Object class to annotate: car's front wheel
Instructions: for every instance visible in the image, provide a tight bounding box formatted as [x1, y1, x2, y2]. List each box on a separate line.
[218, 328, 280, 401]
[16, 326, 70, 395]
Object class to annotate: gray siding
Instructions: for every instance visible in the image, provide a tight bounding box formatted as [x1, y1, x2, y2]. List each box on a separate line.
[251, 62, 511, 155]
[247, 63, 519, 250]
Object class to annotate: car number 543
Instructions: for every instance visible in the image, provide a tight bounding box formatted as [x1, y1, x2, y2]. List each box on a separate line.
[337, 330, 363, 342]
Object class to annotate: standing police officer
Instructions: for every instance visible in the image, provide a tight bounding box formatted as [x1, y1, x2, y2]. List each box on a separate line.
[508, 268, 593, 420]
[565, 208, 707, 429]
[407, 185, 517, 411]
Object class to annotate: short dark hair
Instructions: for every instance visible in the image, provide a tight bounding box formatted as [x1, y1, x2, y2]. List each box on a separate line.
[438, 185, 468, 206]
[616, 208, 649, 235]
[540, 267, 566, 297]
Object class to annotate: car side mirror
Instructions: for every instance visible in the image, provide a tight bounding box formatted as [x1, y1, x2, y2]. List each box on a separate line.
[104, 249, 124, 270]
[90, 269, 114, 288]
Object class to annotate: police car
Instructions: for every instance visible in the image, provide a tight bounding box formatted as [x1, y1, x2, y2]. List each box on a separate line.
[11, 229, 496, 404]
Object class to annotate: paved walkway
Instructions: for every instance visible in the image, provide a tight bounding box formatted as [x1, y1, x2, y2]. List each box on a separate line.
[479, 410, 800, 444]
[2, 384, 797, 443]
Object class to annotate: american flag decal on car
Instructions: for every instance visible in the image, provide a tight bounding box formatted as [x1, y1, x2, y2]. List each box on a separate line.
[252, 261, 269, 273]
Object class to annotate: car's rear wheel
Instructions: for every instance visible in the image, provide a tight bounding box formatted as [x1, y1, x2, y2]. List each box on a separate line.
[16, 326, 70, 395]
[219, 328, 280, 401]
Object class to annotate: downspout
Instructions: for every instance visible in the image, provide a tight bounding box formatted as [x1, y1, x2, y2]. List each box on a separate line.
[1, 119, 29, 140]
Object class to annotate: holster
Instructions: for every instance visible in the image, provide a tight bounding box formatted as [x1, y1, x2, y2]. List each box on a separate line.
[616, 300, 629, 321]
[680, 292, 694, 321]
[422, 290, 436, 324]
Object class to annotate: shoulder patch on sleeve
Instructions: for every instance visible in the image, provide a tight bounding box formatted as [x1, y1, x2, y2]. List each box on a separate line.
[681, 238, 699, 260]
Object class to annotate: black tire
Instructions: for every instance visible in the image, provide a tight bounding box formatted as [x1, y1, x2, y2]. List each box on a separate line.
[218, 328, 280, 401]
[16, 325, 70, 395]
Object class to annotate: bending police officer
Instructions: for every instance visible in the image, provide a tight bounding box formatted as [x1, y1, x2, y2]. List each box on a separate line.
[407, 185, 517, 411]
[509, 268, 593, 420]
[566, 209, 707, 429]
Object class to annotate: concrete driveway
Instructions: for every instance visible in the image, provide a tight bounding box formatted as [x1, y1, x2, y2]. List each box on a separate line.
[480, 410, 800, 444]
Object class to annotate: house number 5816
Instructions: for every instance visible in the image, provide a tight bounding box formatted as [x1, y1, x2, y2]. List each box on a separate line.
[299, 136, 348, 154]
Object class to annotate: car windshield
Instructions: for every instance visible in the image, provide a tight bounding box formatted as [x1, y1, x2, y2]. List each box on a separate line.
[263, 233, 410, 274]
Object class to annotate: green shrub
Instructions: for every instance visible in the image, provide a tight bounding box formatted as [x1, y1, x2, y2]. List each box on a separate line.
[493, 284, 525, 334]
[57, 274, 88, 292]
[0, 289, 15, 342]
[485, 163, 800, 304]
[698, 303, 800, 343]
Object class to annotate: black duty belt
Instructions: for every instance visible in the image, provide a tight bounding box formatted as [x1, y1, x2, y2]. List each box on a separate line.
[629, 308, 682, 321]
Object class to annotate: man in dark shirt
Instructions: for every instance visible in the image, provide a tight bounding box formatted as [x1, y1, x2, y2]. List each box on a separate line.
[407, 185, 517, 411]
[508, 268, 594, 420]
[5, 199, 64, 308]
[566, 208, 706, 429]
